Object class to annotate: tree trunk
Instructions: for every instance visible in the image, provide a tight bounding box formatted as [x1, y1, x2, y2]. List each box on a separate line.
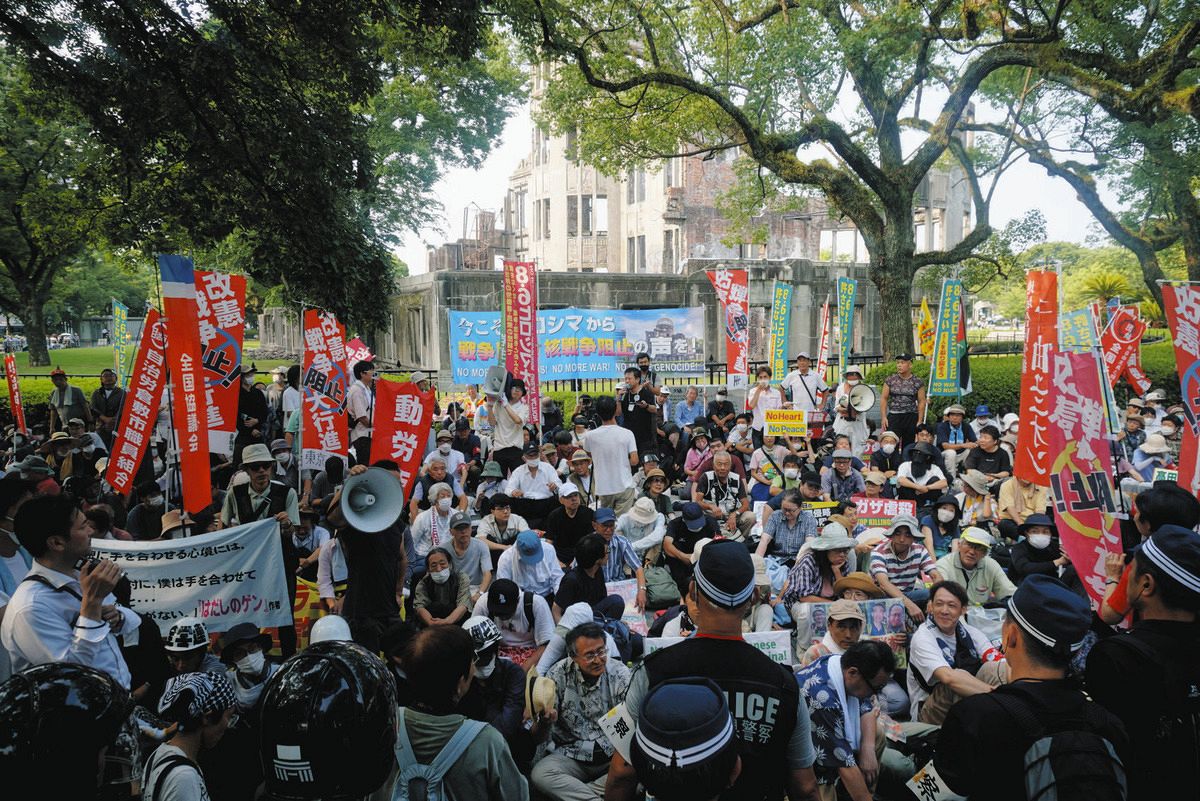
[1134, 249, 1167, 312]
[21, 295, 50, 367]
[871, 260, 917, 361]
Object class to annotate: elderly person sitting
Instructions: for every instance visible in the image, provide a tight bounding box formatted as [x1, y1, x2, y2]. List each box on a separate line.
[780, 523, 857, 619]
[410, 481, 456, 566]
[615, 497, 666, 556]
[413, 547, 472, 627]
[934, 527, 1016, 605]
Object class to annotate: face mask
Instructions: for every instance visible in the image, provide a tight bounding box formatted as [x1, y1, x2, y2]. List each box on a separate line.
[55, 448, 70, 459]
[430, 568, 451, 584]
[716, 394, 727, 401]
[784, 468, 800, 479]
[475, 656, 496, 679]
[734, 423, 747, 432]
[525, 459, 540, 468]
[437, 497, 452, 512]
[937, 508, 956, 523]
[881, 444, 896, 455]
[243, 376, 254, 387]
[438, 443, 452, 454]
[236, 651, 266, 675]
[846, 379, 860, 386]
[275, 452, 291, 464]
[82, 444, 95, 455]
[1028, 533, 1052, 550]
[146, 495, 164, 508]
[1160, 425, 1176, 436]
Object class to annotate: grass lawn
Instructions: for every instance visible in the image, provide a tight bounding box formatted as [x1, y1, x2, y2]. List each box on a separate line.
[5, 346, 293, 378]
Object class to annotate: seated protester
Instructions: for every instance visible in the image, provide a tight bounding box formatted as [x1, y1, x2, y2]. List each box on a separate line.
[126, 481, 168, 539]
[628, 678, 742, 801]
[834, 571, 884, 602]
[565, 449, 599, 508]
[552, 431, 577, 478]
[818, 434, 867, 475]
[424, 429, 467, 484]
[397, 625, 529, 800]
[682, 428, 712, 485]
[471, 461, 507, 517]
[530, 622, 632, 801]
[540, 442, 562, 477]
[438, 514, 490, 606]
[472, 578, 554, 671]
[632, 452, 661, 493]
[906, 580, 1006, 724]
[935, 403, 977, 479]
[869, 431, 902, 478]
[693, 437, 749, 482]
[475, 492, 527, 557]
[1086, 526, 1200, 801]
[900, 423, 947, 475]
[457, 616, 527, 742]
[895, 441, 948, 504]
[833, 500, 865, 538]
[919, 493, 962, 558]
[307, 455, 345, 517]
[84, 504, 132, 541]
[938, 575, 1130, 801]
[413, 547, 472, 628]
[1129, 432, 1172, 482]
[569, 414, 592, 450]
[316, 530, 349, 613]
[663, 502, 719, 597]
[935, 527, 1016, 605]
[496, 530, 563, 602]
[756, 489, 817, 564]
[593, 507, 647, 609]
[869, 514, 941, 621]
[293, 508, 330, 583]
[537, 601, 625, 676]
[726, 413, 756, 463]
[543, 482, 595, 567]
[770, 452, 804, 498]
[407, 456, 467, 522]
[748, 433, 789, 500]
[553, 533, 626, 620]
[615, 497, 666, 556]
[164, 616, 225, 675]
[145, 672, 237, 801]
[996, 476, 1051, 543]
[639, 467, 673, 517]
[796, 641, 894, 801]
[1008, 514, 1072, 584]
[1115, 407, 1146, 462]
[998, 413, 1020, 460]
[269, 437, 299, 491]
[453, 418, 485, 489]
[955, 469, 996, 529]
[218, 623, 278, 713]
[821, 448, 866, 502]
[799, 599, 866, 666]
[507, 442, 561, 526]
[861, 470, 894, 500]
[1161, 413, 1184, 463]
[780, 525, 856, 612]
[705, 387, 736, 441]
[961, 424, 1011, 490]
[693, 451, 756, 541]
[409, 482, 456, 562]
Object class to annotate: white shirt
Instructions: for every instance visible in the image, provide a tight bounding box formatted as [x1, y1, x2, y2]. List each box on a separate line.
[491, 399, 528, 450]
[782, 370, 829, 412]
[585, 425, 638, 496]
[281, 386, 301, 415]
[0, 561, 139, 688]
[143, 744, 211, 801]
[346, 381, 374, 441]
[472, 590, 555, 648]
[495, 543, 563, 598]
[749, 385, 786, 431]
[507, 461, 559, 500]
[906, 619, 996, 720]
[424, 447, 465, 476]
[316, 538, 348, 599]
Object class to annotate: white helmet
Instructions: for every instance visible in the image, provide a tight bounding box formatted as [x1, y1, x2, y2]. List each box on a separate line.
[309, 614, 353, 644]
[164, 616, 210, 652]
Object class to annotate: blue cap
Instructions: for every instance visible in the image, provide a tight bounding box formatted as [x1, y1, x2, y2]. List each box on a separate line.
[975, 404, 991, 416]
[1005, 574, 1091, 654]
[515, 531, 543, 565]
[682, 502, 706, 532]
[1136, 524, 1200, 598]
[632, 678, 735, 771]
[594, 507, 616, 524]
[694, 540, 755, 608]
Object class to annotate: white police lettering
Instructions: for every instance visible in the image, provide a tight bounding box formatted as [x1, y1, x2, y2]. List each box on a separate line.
[726, 691, 780, 742]
[273, 744, 314, 782]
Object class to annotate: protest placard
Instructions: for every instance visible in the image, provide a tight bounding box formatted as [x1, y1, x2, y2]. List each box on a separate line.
[764, 408, 808, 438]
[371, 379, 438, 498]
[792, 598, 909, 667]
[803, 500, 839, 531]
[851, 496, 916, 527]
[4, 354, 26, 434]
[194, 269, 246, 456]
[606, 578, 649, 635]
[645, 630, 794, 665]
[300, 309, 350, 472]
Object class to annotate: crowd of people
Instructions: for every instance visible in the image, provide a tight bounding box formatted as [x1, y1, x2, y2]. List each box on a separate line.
[0, 350, 1197, 801]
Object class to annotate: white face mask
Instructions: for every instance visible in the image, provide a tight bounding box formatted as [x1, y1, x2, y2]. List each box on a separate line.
[881, 444, 896, 455]
[243, 376, 254, 387]
[716, 394, 727, 401]
[525, 459, 540, 469]
[846, 379, 860, 386]
[430, 568, 451, 584]
[275, 452, 290, 464]
[734, 423, 747, 432]
[784, 468, 800, 479]
[236, 651, 266, 675]
[438, 443, 452, 454]
[1162, 426, 1176, 436]
[475, 657, 496, 679]
[937, 508, 956, 523]
[146, 495, 164, 508]
[82, 444, 95, 455]
[436, 497, 452, 512]
[1028, 533, 1052, 550]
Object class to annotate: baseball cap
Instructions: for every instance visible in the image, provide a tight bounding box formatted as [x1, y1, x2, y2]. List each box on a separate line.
[643, 452, 660, 464]
[594, 507, 616, 525]
[693, 540, 756, 609]
[864, 471, 888, 486]
[436, 429, 453, 441]
[522, 443, 540, 456]
[974, 404, 991, 417]
[681, 502, 707, 532]
[794, 351, 812, 361]
[515, 531, 543, 565]
[960, 527, 994, 549]
[486, 579, 521, 618]
[449, 512, 471, 529]
[828, 599, 866, 623]
[1006, 574, 1092, 654]
[894, 353, 913, 361]
[558, 482, 579, 498]
[462, 616, 503, 655]
[831, 448, 853, 460]
[800, 470, 822, 488]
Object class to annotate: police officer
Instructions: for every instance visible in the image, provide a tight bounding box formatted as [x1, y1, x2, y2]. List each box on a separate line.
[607, 539, 820, 801]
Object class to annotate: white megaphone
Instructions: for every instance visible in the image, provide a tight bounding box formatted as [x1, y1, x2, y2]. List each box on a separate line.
[848, 383, 877, 413]
[482, 364, 509, 399]
[340, 467, 405, 533]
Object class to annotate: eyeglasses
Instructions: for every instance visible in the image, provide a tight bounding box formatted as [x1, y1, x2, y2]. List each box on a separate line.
[247, 463, 273, 472]
[861, 670, 886, 696]
[575, 646, 608, 662]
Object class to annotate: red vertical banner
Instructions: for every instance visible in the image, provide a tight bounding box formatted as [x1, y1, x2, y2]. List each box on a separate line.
[158, 255, 212, 514]
[503, 260, 540, 415]
[105, 309, 167, 496]
[1045, 349, 1123, 604]
[1100, 306, 1151, 394]
[194, 270, 246, 456]
[301, 309, 350, 472]
[4, 354, 26, 434]
[1161, 282, 1200, 496]
[707, 269, 750, 388]
[370, 379, 437, 496]
[345, 337, 375, 366]
[1014, 271, 1058, 486]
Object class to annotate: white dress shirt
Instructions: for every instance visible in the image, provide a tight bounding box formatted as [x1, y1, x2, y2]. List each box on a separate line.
[507, 461, 560, 500]
[0, 561, 139, 688]
[495, 543, 564, 598]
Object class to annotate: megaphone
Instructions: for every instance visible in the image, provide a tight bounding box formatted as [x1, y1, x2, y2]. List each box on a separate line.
[339, 467, 405, 533]
[482, 364, 509, 399]
[848, 384, 877, 413]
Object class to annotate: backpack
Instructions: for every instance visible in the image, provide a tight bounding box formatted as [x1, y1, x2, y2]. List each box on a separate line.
[991, 693, 1127, 801]
[593, 613, 643, 663]
[392, 707, 487, 801]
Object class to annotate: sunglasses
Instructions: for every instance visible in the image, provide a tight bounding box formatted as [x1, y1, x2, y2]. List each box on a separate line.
[246, 463, 273, 472]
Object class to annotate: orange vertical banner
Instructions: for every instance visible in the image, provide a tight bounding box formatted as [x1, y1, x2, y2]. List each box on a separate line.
[1014, 271, 1058, 486]
[105, 309, 167, 496]
[1161, 282, 1200, 496]
[300, 309, 350, 472]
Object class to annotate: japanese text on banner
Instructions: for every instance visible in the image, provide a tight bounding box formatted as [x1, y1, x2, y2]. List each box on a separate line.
[194, 270, 246, 456]
[301, 309, 350, 472]
[1014, 271, 1057, 486]
[850, 495, 917, 527]
[112, 299, 129, 386]
[928, 279, 964, 396]
[345, 337, 375, 367]
[91, 519, 291, 633]
[836, 277, 857, 373]
[1161, 283, 1200, 495]
[503, 261, 541, 416]
[816, 297, 832, 383]
[1045, 349, 1122, 604]
[917, 297, 936, 358]
[1058, 309, 1096, 353]
[105, 310, 167, 495]
[768, 281, 793, 382]
[4, 354, 26, 434]
[158, 255, 212, 514]
[707, 269, 750, 388]
[1101, 306, 1151, 394]
[370, 379, 437, 498]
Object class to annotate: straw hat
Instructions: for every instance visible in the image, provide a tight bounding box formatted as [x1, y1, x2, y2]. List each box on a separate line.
[834, 571, 884, 599]
[1140, 433, 1170, 454]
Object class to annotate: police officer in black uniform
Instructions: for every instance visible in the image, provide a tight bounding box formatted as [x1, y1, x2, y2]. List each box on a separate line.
[606, 539, 820, 801]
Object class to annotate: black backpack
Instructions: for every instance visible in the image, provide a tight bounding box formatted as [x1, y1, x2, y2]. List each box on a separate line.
[593, 613, 643, 663]
[991, 693, 1127, 801]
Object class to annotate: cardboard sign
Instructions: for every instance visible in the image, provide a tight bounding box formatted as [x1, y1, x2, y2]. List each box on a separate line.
[645, 630, 793, 665]
[802, 500, 839, 530]
[908, 761, 963, 801]
[764, 408, 808, 438]
[599, 703, 635, 764]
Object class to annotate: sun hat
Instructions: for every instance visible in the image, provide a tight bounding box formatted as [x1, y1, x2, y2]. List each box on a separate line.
[886, 514, 920, 538]
[833, 571, 883, 599]
[961, 469, 990, 495]
[808, 523, 856, 551]
[629, 497, 659, 526]
[1140, 433, 1170, 454]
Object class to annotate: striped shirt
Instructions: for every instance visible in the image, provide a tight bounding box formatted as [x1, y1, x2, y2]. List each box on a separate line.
[600, 534, 641, 583]
[869, 541, 936, 592]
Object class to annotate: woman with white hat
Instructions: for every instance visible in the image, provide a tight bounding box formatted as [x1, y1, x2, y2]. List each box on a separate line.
[615, 496, 666, 555]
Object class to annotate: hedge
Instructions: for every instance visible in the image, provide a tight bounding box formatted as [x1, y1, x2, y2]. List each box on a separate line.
[863, 341, 1180, 419]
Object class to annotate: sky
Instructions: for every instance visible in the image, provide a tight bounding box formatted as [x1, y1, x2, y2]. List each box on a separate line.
[394, 104, 1104, 275]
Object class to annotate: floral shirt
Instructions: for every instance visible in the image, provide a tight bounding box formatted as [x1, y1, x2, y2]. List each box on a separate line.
[545, 657, 631, 762]
[795, 655, 875, 784]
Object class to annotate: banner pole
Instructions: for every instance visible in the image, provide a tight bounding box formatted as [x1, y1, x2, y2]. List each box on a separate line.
[151, 264, 176, 509]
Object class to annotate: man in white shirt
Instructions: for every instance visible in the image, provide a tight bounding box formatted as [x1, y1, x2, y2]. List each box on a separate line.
[507, 442, 560, 526]
[346, 360, 376, 466]
[584, 396, 639, 515]
[0, 493, 140, 688]
[423, 429, 467, 485]
[781, 352, 829, 413]
[496, 530, 563, 601]
[485, 379, 529, 476]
